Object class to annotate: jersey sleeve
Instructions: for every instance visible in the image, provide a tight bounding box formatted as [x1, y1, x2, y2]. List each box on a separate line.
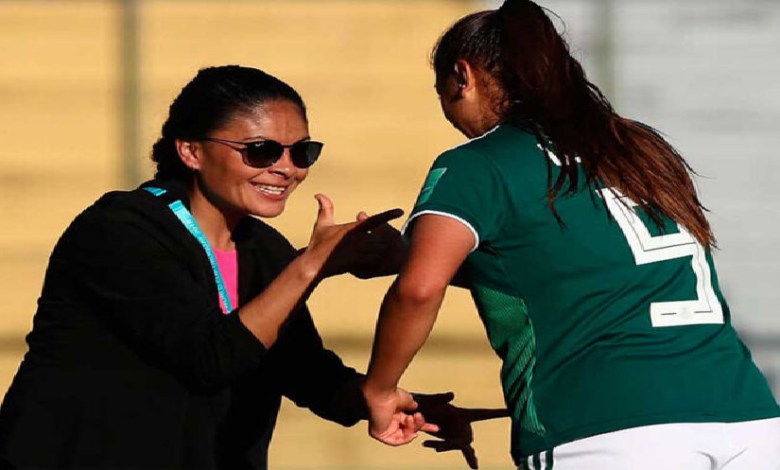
[402, 147, 506, 251]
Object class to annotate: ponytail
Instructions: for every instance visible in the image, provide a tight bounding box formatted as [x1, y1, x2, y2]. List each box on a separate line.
[434, 0, 714, 247]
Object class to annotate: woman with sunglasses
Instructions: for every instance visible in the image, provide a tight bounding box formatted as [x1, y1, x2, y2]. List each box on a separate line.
[0, 65, 439, 469]
[362, 1, 780, 469]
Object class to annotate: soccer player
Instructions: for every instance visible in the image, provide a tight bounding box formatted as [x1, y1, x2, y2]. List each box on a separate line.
[361, 1, 780, 468]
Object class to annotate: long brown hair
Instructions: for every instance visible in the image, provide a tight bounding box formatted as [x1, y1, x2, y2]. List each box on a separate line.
[432, 0, 714, 247]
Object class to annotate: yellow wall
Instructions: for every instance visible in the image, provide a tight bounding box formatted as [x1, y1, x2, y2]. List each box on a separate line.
[0, 1, 513, 468]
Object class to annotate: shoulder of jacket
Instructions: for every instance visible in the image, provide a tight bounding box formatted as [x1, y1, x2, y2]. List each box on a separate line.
[59, 186, 192, 258]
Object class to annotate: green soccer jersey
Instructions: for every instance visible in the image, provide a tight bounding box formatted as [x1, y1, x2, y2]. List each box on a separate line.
[404, 124, 779, 462]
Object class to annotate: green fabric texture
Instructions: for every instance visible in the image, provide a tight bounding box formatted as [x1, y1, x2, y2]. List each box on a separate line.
[405, 124, 779, 463]
[471, 284, 545, 436]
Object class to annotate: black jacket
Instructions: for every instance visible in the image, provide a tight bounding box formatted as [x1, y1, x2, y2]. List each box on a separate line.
[0, 180, 365, 469]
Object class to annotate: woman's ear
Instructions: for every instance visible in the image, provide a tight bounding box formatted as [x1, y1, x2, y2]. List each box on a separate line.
[175, 139, 201, 171]
[454, 59, 476, 95]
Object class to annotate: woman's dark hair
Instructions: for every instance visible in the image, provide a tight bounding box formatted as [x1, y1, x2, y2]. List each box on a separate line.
[432, 0, 714, 247]
[152, 65, 307, 183]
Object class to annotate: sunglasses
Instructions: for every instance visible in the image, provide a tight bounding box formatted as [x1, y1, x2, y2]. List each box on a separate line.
[200, 137, 324, 169]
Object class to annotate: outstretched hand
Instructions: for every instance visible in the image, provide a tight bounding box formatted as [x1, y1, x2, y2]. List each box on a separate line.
[413, 392, 510, 469]
[306, 194, 404, 279]
[363, 385, 440, 447]
[349, 210, 408, 279]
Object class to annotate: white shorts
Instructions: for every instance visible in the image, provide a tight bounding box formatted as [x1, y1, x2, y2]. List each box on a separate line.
[520, 418, 780, 470]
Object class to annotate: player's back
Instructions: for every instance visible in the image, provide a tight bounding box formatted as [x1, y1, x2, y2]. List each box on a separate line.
[407, 123, 779, 459]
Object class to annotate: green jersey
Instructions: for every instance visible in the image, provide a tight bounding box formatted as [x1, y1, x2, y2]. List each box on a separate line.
[404, 124, 778, 462]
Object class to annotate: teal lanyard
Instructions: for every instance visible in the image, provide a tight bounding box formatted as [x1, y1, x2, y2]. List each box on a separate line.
[144, 187, 234, 313]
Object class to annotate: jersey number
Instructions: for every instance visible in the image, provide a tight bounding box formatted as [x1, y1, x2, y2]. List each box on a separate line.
[597, 188, 724, 327]
[541, 146, 724, 327]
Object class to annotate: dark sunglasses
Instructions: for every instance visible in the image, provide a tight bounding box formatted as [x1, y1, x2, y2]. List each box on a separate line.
[200, 137, 323, 169]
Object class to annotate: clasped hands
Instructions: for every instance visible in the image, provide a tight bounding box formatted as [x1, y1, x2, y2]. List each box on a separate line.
[305, 194, 407, 280]
[362, 385, 508, 469]
[306, 197, 508, 468]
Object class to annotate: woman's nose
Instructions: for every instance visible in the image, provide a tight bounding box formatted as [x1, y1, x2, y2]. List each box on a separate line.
[268, 149, 294, 177]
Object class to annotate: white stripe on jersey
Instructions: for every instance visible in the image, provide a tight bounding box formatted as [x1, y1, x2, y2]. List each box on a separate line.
[401, 210, 480, 253]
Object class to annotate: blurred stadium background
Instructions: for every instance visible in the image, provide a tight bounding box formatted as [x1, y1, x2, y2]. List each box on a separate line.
[0, 0, 778, 468]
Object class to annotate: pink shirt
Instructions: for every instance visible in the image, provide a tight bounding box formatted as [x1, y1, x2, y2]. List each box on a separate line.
[213, 248, 239, 314]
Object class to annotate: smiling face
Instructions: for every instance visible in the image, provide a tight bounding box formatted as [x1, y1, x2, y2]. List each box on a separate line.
[182, 99, 311, 220]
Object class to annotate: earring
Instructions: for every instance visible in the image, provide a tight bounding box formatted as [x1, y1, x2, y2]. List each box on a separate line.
[458, 83, 466, 89]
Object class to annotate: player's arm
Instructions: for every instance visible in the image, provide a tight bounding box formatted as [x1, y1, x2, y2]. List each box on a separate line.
[363, 214, 474, 441]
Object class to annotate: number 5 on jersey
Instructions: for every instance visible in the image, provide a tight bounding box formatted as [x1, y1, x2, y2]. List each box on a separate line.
[597, 188, 724, 328]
